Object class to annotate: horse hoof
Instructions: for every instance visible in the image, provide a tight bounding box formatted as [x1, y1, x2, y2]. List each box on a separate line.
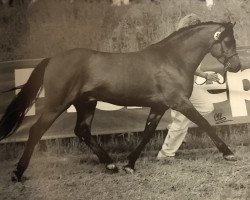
[106, 163, 119, 173]
[223, 154, 237, 161]
[11, 171, 21, 182]
[123, 166, 135, 174]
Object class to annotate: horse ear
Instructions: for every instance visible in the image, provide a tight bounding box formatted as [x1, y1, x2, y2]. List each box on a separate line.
[228, 22, 236, 29]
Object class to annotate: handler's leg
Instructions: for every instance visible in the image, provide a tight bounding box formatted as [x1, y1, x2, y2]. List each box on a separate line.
[157, 87, 214, 158]
[173, 98, 236, 161]
[157, 110, 191, 158]
[123, 108, 166, 173]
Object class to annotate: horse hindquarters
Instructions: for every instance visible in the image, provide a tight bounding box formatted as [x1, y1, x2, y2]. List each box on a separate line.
[12, 57, 83, 181]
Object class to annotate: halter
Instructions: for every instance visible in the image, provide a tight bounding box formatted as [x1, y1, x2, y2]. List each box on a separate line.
[214, 40, 239, 85]
[195, 52, 237, 86]
[196, 29, 238, 86]
[217, 42, 238, 71]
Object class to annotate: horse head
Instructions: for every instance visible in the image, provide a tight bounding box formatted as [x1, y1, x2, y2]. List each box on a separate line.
[210, 22, 241, 73]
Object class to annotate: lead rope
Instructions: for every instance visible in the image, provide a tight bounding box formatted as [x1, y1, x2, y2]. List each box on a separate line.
[217, 68, 227, 85]
[195, 69, 227, 85]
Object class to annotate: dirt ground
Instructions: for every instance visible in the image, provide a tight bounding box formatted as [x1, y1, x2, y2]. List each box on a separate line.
[0, 146, 249, 200]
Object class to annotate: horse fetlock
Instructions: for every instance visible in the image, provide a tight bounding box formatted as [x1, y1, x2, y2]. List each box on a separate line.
[123, 165, 135, 174]
[219, 143, 233, 155]
[11, 171, 22, 182]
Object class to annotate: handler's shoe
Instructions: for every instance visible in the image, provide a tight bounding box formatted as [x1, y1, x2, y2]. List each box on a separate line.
[156, 150, 175, 161]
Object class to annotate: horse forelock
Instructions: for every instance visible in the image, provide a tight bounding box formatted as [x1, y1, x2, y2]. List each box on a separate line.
[215, 22, 235, 41]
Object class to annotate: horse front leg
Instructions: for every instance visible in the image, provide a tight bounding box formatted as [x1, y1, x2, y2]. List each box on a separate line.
[123, 108, 166, 173]
[173, 98, 237, 161]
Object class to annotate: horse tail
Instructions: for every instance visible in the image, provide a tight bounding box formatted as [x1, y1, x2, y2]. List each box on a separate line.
[0, 58, 50, 141]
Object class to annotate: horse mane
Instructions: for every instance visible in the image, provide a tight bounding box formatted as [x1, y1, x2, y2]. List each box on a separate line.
[168, 21, 232, 39]
[150, 21, 232, 48]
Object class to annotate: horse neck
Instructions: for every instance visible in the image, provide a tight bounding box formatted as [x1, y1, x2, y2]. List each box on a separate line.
[154, 24, 222, 75]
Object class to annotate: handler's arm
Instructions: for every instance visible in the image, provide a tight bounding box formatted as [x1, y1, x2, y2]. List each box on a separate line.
[194, 68, 219, 82]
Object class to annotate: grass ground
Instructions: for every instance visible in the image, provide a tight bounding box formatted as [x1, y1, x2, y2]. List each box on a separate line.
[0, 126, 249, 200]
[0, 146, 249, 200]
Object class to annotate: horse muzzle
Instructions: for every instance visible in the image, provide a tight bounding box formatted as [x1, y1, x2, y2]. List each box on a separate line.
[223, 52, 241, 73]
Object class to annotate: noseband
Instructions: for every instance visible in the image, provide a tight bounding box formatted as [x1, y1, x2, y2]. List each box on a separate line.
[217, 43, 238, 84]
[218, 46, 238, 70]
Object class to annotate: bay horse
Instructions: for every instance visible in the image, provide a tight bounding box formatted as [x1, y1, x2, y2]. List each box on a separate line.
[0, 21, 241, 181]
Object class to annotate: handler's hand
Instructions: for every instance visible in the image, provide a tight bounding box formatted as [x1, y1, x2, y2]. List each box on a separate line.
[206, 73, 220, 82]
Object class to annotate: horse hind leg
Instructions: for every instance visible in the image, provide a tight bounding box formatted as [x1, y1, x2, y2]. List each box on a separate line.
[73, 100, 118, 173]
[123, 107, 166, 173]
[12, 106, 66, 182]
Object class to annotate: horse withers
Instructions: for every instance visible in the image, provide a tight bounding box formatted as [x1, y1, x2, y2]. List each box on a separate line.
[0, 21, 241, 181]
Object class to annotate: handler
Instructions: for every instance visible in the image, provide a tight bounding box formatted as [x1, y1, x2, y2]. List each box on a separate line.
[157, 13, 220, 159]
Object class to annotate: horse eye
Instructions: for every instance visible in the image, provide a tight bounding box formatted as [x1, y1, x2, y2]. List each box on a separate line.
[224, 40, 233, 46]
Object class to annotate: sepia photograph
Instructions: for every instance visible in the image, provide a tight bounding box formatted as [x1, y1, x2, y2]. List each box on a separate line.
[0, 0, 249, 199]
